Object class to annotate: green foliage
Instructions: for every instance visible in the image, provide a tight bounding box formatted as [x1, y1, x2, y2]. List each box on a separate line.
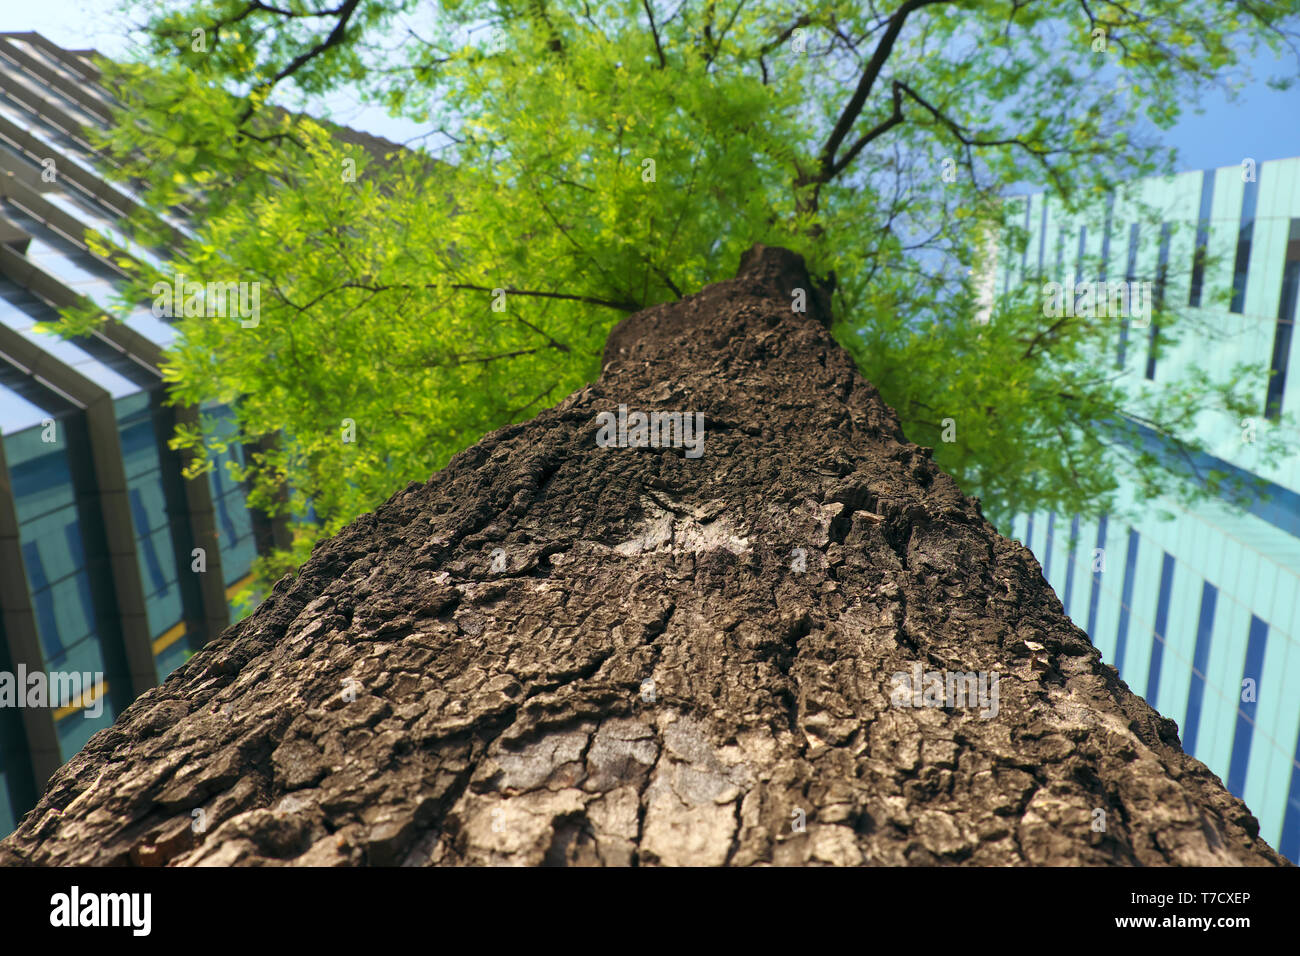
[56, 0, 1300, 588]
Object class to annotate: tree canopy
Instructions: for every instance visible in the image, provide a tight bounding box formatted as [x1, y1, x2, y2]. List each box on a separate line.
[55, 0, 1300, 592]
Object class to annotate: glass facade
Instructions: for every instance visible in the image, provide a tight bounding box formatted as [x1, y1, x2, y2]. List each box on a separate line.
[204, 404, 258, 599]
[1001, 157, 1300, 862]
[1147, 222, 1172, 381]
[1118, 223, 1139, 368]
[116, 391, 187, 679]
[5, 420, 119, 761]
[1188, 169, 1215, 308]
[1232, 177, 1260, 314]
[1267, 219, 1300, 421]
[0, 614, 35, 838]
[1011, 508, 1300, 864]
[0, 33, 267, 835]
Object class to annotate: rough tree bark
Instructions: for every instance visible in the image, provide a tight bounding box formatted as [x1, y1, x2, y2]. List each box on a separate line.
[0, 245, 1286, 866]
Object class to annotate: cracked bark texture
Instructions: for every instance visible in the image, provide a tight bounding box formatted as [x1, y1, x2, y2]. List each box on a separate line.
[0, 245, 1286, 867]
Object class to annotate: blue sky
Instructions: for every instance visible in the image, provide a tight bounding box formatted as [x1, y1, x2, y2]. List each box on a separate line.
[4, 2, 1298, 170]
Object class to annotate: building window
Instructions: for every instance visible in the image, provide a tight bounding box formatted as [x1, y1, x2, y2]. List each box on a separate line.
[1037, 198, 1048, 281]
[1119, 223, 1139, 368]
[1043, 512, 1056, 579]
[1075, 226, 1087, 285]
[1265, 218, 1300, 420]
[201, 405, 258, 587]
[1086, 515, 1108, 639]
[1018, 196, 1031, 288]
[1073, 226, 1088, 313]
[1231, 176, 1260, 313]
[1183, 580, 1218, 756]
[117, 393, 185, 647]
[1062, 515, 1081, 614]
[1099, 195, 1114, 280]
[1188, 168, 1215, 308]
[1145, 552, 1176, 707]
[1003, 197, 1032, 297]
[1227, 615, 1269, 797]
[1113, 528, 1141, 674]
[1148, 223, 1172, 380]
[1280, 725, 1300, 864]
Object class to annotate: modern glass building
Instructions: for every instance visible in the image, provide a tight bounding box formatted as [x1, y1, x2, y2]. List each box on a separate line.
[994, 157, 1300, 862]
[0, 33, 277, 834]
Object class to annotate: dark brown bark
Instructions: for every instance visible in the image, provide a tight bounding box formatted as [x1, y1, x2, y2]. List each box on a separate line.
[0, 245, 1285, 866]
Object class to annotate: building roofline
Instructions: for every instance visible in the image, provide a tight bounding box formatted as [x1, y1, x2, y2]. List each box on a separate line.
[0, 32, 103, 84]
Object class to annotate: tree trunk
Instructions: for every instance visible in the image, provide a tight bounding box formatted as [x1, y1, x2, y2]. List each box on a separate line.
[0, 245, 1285, 866]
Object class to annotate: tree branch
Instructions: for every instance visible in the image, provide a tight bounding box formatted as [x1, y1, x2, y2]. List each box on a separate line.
[817, 0, 955, 179]
[642, 0, 668, 68]
[237, 0, 363, 125]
